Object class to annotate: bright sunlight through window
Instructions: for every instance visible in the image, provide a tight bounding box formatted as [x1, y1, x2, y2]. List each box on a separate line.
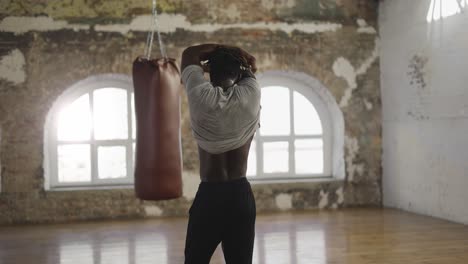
[246, 86, 326, 179]
[46, 74, 334, 189]
[45, 75, 135, 189]
[427, 0, 467, 22]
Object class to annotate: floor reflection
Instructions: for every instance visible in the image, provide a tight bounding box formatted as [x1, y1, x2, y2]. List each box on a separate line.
[295, 230, 326, 264]
[100, 240, 129, 264]
[44, 217, 328, 264]
[60, 242, 93, 264]
[263, 231, 290, 264]
[56, 229, 170, 264]
[3, 210, 467, 264]
[251, 228, 325, 264]
[134, 233, 168, 264]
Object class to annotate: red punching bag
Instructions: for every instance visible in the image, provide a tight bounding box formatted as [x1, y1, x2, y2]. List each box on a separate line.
[132, 57, 183, 200]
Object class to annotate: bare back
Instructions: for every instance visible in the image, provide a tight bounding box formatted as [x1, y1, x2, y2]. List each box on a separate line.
[198, 136, 254, 182]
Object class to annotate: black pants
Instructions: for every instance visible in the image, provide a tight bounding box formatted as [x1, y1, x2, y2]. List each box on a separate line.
[184, 177, 256, 264]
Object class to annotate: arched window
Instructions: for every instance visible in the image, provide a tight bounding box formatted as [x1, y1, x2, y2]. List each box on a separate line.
[44, 74, 135, 190]
[247, 72, 344, 180]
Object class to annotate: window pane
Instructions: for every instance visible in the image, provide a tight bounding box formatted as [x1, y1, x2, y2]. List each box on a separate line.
[427, 0, 466, 22]
[57, 94, 91, 141]
[294, 91, 322, 135]
[131, 92, 136, 140]
[295, 139, 323, 174]
[264, 142, 289, 173]
[93, 88, 128, 140]
[260, 86, 290, 136]
[246, 140, 256, 176]
[58, 144, 91, 182]
[97, 146, 127, 179]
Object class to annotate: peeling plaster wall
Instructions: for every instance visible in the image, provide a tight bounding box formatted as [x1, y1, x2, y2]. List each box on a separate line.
[0, 0, 376, 23]
[380, 0, 468, 224]
[0, 0, 381, 224]
[0, 49, 25, 85]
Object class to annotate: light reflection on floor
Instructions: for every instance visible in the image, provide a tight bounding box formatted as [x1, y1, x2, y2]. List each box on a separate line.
[2, 209, 468, 264]
[53, 220, 325, 264]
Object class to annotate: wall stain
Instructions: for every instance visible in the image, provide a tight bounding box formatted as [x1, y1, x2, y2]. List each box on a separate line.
[407, 54, 428, 90]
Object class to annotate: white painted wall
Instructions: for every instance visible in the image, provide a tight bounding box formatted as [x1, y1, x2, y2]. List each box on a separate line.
[380, 0, 468, 224]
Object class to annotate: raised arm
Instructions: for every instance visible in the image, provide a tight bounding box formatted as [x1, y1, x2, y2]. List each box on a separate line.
[181, 44, 219, 72]
[216, 45, 258, 74]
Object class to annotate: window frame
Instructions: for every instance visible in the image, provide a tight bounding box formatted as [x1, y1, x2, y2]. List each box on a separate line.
[248, 73, 334, 181]
[44, 74, 134, 190]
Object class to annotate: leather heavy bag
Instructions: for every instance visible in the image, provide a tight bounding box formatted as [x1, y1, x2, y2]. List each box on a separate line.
[132, 57, 183, 200]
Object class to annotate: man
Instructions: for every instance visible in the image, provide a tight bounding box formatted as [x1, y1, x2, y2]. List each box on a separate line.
[180, 44, 261, 264]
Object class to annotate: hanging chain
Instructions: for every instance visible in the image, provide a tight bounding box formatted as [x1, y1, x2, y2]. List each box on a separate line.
[144, 0, 168, 60]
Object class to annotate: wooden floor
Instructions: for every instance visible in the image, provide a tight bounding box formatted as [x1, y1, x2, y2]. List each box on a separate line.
[1, 209, 467, 264]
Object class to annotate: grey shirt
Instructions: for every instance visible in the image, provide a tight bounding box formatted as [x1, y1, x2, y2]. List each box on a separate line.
[181, 65, 261, 154]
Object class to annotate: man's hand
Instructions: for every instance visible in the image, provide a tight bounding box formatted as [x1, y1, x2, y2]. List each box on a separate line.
[236, 47, 257, 74]
[181, 44, 219, 72]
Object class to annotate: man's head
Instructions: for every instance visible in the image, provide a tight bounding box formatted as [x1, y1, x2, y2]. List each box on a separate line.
[205, 47, 249, 89]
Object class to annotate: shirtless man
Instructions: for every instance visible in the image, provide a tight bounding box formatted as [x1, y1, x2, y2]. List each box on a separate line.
[181, 44, 260, 264]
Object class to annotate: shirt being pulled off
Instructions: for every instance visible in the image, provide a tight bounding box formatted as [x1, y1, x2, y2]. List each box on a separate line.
[181, 65, 261, 154]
